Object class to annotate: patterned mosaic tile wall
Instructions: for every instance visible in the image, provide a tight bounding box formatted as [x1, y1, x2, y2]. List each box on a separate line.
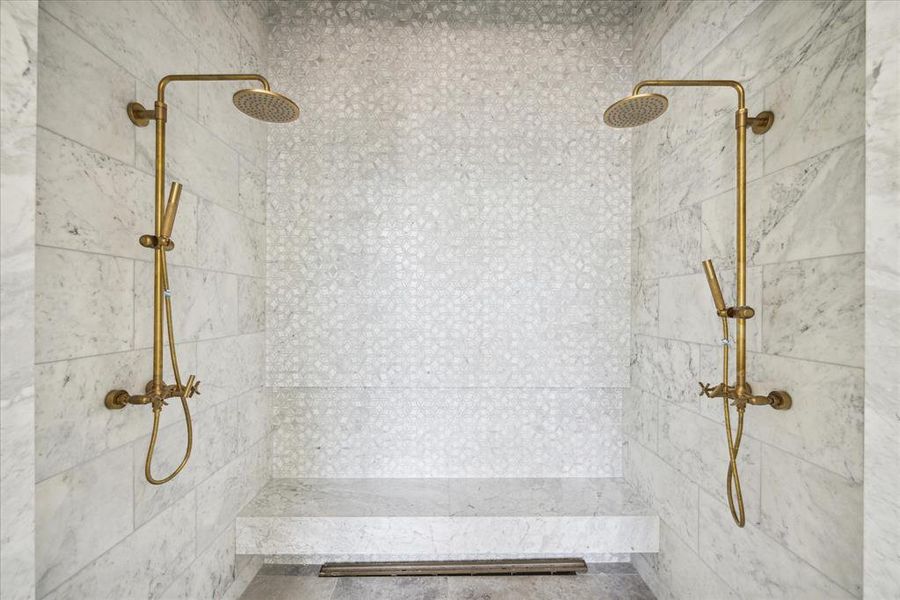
[266, 1, 633, 477]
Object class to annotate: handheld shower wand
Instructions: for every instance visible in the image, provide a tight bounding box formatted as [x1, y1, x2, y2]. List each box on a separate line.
[105, 74, 299, 485]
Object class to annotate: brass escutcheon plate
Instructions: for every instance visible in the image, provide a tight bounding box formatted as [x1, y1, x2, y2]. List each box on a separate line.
[127, 102, 150, 127]
[751, 110, 775, 134]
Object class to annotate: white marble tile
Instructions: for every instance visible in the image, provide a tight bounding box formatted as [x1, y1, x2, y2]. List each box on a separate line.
[864, 2, 900, 596]
[36, 128, 152, 260]
[35, 344, 196, 481]
[136, 113, 241, 218]
[238, 511, 659, 559]
[43, 491, 196, 600]
[653, 521, 738, 600]
[42, 0, 199, 116]
[198, 200, 265, 277]
[699, 349, 864, 482]
[36, 9, 135, 164]
[237, 387, 271, 452]
[701, 137, 864, 269]
[660, 0, 762, 78]
[133, 261, 239, 347]
[197, 333, 265, 405]
[702, 0, 864, 102]
[160, 523, 237, 600]
[196, 440, 267, 552]
[762, 253, 864, 367]
[625, 440, 699, 549]
[239, 160, 267, 224]
[631, 335, 700, 409]
[623, 389, 658, 451]
[238, 478, 657, 559]
[645, 207, 702, 279]
[238, 276, 266, 333]
[658, 266, 762, 350]
[35, 449, 133, 597]
[657, 401, 762, 525]
[698, 490, 854, 599]
[657, 107, 763, 217]
[446, 478, 651, 518]
[0, 2, 37, 598]
[764, 25, 865, 174]
[35, 247, 134, 363]
[761, 447, 862, 595]
[133, 401, 238, 526]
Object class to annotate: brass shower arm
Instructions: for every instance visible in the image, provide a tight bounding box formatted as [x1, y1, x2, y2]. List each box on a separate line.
[129, 74, 273, 125]
[631, 79, 746, 108]
[156, 73, 271, 102]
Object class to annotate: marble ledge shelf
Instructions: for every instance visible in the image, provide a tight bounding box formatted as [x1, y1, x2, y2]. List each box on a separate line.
[236, 478, 660, 561]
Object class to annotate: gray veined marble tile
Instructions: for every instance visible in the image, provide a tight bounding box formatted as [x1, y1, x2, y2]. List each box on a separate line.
[657, 401, 762, 526]
[702, 0, 864, 117]
[701, 138, 864, 269]
[35, 247, 134, 363]
[763, 25, 864, 175]
[760, 446, 862, 596]
[136, 112, 241, 220]
[36, 9, 135, 164]
[762, 253, 864, 368]
[623, 388, 659, 452]
[698, 490, 855, 600]
[43, 0, 199, 115]
[651, 522, 738, 600]
[197, 332, 265, 405]
[239, 160, 268, 224]
[36, 128, 152, 260]
[34, 344, 196, 481]
[631, 335, 700, 409]
[658, 266, 762, 351]
[35, 448, 133, 597]
[699, 349, 863, 482]
[238, 275, 266, 333]
[133, 400, 238, 526]
[159, 523, 237, 600]
[625, 439, 699, 550]
[659, 0, 762, 79]
[0, 1, 38, 597]
[133, 261, 239, 348]
[42, 491, 196, 600]
[198, 199, 265, 277]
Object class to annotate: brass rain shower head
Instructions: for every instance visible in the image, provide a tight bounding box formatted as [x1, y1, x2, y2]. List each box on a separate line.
[603, 92, 668, 128]
[233, 88, 300, 123]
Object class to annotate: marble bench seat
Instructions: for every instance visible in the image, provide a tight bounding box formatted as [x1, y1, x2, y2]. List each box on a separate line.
[236, 478, 659, 562]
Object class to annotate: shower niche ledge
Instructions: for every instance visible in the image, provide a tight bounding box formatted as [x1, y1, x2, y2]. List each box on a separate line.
[236, 478, 659, 562]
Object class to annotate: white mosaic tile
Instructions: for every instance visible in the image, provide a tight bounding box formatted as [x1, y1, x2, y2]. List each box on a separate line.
[265, 0, 633, 477]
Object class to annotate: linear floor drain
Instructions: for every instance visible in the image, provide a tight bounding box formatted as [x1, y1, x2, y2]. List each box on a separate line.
[319, 558, 588, 577]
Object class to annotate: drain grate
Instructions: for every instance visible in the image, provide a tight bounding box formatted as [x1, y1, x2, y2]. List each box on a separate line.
[319, 558, 588, 577]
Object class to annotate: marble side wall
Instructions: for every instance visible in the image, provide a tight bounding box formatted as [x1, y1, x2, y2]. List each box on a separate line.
[266, 0, 634, 478]
[864, 1, 900, 597]
[1, 2, 38, 598]
[33, 2, 271, 598]
[625, 1, 867, 598]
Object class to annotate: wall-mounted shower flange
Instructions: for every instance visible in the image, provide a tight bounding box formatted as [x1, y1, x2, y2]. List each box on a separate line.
[746, 110, 775, 134]
[127, 102, 151, 127]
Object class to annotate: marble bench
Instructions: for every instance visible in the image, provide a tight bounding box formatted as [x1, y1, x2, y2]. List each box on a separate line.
[236, 478, 659, 563]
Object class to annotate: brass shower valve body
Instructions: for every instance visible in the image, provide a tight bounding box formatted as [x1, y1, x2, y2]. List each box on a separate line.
[104, 377, 200, 410]
[699, 380, 791, 411]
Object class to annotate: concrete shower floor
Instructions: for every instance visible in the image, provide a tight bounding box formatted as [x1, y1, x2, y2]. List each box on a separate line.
[239, 563, 656, 600]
